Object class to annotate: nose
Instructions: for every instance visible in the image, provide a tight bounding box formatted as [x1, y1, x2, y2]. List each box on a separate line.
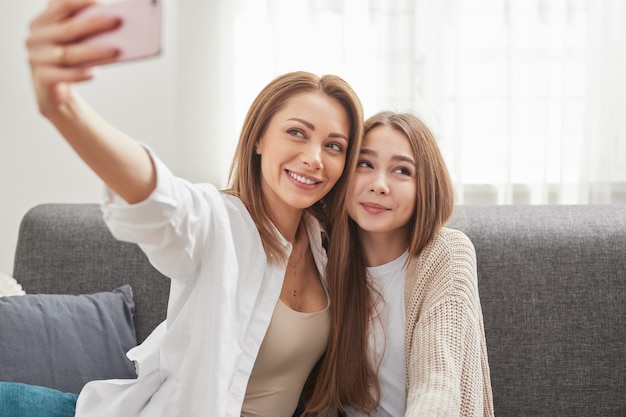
[301, 142, 323, 170]
[370, 173, 389, 195]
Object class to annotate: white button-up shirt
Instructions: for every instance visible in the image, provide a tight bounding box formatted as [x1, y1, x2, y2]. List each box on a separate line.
[75, 154, 328, 417]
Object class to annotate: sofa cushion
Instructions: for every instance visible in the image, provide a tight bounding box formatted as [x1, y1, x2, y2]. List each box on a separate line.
[13, 204, 170, 344]
[0, 285, 138, 394]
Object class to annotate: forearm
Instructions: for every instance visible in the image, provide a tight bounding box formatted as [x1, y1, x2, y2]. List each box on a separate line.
[49, 92, 156, 204]
[27, 0, 156, 204]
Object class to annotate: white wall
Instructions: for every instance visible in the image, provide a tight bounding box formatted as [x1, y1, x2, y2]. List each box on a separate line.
[1, 1, 239, 277]
[0, 1, 235, 276]
[0, 2, 165, 274]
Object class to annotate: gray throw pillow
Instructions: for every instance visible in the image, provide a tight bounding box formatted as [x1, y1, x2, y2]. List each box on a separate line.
[0, 285, 137, 394]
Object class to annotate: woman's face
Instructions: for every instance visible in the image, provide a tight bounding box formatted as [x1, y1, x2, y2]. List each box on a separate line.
[347, 125, 417, 240]
[256, 91, 350, 217]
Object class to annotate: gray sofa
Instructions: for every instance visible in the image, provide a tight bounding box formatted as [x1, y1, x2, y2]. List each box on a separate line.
[7, 203, 626, 416]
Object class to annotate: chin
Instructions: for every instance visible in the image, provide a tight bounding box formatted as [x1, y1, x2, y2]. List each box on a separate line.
[354, 221, 384, 233]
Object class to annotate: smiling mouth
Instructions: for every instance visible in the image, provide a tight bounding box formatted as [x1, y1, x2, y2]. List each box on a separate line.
[287, 170, 321, 185]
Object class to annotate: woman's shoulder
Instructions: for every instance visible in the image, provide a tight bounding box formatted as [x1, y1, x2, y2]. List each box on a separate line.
[217, 191, 259, 229]
[220, 190, 247, 211]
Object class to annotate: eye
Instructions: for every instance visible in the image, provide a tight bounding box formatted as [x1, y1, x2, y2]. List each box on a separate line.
[287, 128, 305, 138]
[356, 160, 373, 169]
[326, 142, 344, 152]
[393, 166, 413, 176]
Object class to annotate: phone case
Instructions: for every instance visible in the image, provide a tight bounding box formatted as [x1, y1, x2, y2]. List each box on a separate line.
[78, 0, 162, 64]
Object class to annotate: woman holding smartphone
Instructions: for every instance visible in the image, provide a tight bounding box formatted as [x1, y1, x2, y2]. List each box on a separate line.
[5, 0, 370, 416]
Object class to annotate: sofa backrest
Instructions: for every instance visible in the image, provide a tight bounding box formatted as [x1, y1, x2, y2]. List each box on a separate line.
[12, 203, 169, 343]
[12, 203, 626, 416]
[448, 204, 626, 416]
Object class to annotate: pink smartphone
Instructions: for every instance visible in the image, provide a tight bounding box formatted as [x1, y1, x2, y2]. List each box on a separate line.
[77, 0, 162, 65]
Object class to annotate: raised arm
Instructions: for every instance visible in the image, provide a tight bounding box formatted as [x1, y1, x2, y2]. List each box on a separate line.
[26, 0, 156, 204]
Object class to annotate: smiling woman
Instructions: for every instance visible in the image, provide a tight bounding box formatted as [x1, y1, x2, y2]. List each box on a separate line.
[255, 92, 350, 220]
[8, 0, 368, 415]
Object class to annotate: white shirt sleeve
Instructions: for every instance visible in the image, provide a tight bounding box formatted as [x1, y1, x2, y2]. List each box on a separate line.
[100, 148, 218, 282]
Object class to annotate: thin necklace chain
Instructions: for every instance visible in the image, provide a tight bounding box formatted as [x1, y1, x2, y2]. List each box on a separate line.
[287, 226, 304, 269]
[287, 223, 306, 297]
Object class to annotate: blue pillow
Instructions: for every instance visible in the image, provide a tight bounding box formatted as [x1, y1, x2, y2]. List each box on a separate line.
[0, 381, 78, 417]
[0, 285, 137, 394]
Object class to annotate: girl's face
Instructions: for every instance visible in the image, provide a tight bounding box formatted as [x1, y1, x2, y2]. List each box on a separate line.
[256, 91, 350, 217]
[347, 125, 417, 241]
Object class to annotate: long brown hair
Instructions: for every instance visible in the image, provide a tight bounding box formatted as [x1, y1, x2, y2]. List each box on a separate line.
[308, 111, 455, 415]
[225, 71, 364, 264]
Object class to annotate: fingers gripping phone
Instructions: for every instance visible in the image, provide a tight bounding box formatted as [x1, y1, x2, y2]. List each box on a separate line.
[78, 0, 162, 65]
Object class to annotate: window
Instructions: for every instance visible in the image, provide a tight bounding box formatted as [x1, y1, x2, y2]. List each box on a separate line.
[184, 0, 626, 204]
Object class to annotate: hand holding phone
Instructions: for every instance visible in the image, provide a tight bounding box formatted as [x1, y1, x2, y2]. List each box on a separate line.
[77, 0, 162, 65]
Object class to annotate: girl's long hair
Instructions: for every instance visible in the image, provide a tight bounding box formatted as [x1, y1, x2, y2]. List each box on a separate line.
[225, 71, 364, 264]
[307, 111, 455, 415]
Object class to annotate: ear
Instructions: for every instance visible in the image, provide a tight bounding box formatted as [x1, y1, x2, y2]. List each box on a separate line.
[254, 140, 262, 155]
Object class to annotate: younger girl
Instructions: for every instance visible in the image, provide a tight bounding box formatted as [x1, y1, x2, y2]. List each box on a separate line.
[321, 111, 494, 416]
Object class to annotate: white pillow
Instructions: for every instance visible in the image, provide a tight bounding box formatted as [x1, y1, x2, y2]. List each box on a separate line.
[0, 272, 25, 297]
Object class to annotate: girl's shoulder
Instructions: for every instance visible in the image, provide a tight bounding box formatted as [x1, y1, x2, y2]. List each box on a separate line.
[417, 227, 475, 264]
[405, 228, 478, 300]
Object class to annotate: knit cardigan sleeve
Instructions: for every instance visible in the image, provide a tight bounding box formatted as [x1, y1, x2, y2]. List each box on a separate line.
[403, 228, 494, 417]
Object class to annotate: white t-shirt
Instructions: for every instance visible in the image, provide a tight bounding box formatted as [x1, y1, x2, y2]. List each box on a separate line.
[346, 250, 408, 417]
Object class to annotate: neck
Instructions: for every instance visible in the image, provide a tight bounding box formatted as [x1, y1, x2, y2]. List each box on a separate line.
[358, 228, 409, 267]
[271, 209, 304, 244]
[287, 222, 307, 266]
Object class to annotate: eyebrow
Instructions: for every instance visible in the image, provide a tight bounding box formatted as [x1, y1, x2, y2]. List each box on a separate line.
[360, 148, 416, 167]
[288, 117, 349, 142]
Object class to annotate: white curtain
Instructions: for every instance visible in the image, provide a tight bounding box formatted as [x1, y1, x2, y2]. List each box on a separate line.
[179, 0, 626, 204]
[583, 0, 626, 204]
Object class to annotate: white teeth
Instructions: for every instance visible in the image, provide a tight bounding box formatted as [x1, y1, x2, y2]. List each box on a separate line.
[288, 171, 317, 185]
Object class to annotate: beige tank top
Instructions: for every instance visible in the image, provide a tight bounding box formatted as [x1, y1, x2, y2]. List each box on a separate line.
[241, 298, 330, 417]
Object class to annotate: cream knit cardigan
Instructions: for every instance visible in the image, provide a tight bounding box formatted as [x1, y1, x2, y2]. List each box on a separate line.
[403, 227, 494, 417]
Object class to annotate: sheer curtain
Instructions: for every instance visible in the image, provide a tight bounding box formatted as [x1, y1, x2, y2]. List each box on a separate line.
[583, 0, 626, 203]
[182, 0, 625, 204]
